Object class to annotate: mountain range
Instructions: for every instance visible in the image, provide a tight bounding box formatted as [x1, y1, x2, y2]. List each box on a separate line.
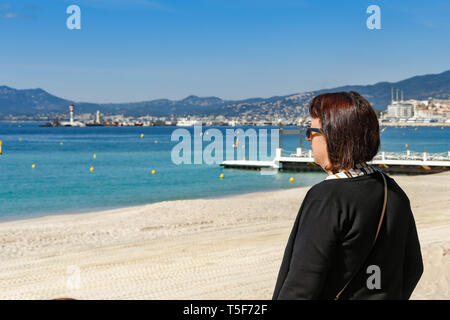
[1, 70, 449, 119]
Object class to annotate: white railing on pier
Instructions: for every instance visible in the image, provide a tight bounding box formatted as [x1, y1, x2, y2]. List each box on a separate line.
[221, 148, 450, 170]
[287, 148, 450, 162]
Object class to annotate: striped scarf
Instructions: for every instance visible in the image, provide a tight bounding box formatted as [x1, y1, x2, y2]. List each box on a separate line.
[325, 162, 379, 180]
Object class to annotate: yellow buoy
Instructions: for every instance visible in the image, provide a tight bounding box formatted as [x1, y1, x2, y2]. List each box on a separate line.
[60, 142, 64, 146]
[32, 164, 36, 169]
[0, 140, 2, 155]
[151, 170, 156, 175]
[381, 128, 386, 133]
[140, 134, 144, 139]
[93, 154, 97, 159]
[154, 140, 158, 143]
[90, 167, 94, 172]
[290, 177, 294, 183]
[220, 173, 224, 179]
[405, 144, 409, 149]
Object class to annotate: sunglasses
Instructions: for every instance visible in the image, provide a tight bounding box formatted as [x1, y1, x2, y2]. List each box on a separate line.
[305, 127, 323, 139]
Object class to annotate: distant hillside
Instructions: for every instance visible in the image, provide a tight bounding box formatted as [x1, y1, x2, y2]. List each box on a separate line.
[0, 86, 71, 115]
[1, 70, 449, 118]
[315, 70, 450, 110]
[101, 95, 230, 117]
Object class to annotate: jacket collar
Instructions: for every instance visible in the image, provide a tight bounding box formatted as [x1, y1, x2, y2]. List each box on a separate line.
[325, 162, 378, 180]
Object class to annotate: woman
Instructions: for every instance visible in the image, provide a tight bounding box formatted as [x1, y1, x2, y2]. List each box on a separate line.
[272, 91, 423, 300]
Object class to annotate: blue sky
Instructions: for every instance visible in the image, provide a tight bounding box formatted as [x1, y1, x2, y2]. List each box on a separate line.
[0, 0, 449, 103]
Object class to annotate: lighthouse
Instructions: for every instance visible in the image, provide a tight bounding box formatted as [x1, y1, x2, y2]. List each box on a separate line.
[96, 110, 101, 124]
[69, 104, 74, 126]
[59, 103, 85, 127]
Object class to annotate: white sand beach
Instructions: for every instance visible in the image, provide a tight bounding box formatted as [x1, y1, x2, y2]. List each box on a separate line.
[0, 171, 449, 300]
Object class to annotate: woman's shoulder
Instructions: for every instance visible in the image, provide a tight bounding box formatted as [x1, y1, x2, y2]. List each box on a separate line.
[302, 179, 344, 207]
[384, 173, 412, 205]
[306, 177, 350, 197]
[307, 172, 411, 205]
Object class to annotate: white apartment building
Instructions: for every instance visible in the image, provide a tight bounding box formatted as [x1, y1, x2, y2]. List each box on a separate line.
[386, 101, 415, 119]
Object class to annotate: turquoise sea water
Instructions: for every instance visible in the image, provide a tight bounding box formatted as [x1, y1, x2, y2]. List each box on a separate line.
[0, 122, 448, 220]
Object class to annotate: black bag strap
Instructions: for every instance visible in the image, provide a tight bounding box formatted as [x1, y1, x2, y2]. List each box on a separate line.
[335, 170, 387, 300]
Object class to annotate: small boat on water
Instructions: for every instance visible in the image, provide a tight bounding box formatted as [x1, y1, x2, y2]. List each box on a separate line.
[85, 123, 104, 127]
[39, 122, 55, 127]
[104, 122, 118, 127]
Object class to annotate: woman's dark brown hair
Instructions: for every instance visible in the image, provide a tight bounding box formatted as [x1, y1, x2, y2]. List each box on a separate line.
[308, 91, 380, 173]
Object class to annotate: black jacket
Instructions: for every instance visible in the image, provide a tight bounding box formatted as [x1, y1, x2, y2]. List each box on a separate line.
[272, 171, 423, 300]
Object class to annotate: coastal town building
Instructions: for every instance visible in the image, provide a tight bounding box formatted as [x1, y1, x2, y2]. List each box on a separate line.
[386, 101, 415, 120]
[381, 90, 450, 124]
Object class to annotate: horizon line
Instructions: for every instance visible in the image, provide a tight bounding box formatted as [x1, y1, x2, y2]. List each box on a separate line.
[1, 69, 449, 105]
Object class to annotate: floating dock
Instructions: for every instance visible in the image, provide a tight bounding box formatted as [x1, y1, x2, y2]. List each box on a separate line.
[221, 148, 450, 174]
[221, 127, 450, 174]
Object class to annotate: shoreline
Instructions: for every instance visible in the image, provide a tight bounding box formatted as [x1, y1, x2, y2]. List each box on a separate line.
[4, 169, 441, 225]
[0, 171, 449, 299]
[0, 185, 309, 225]
[2, 120, 450, 127]
[0, 173, 327, 224]
[379, 122, 450, 127]
[0, 186, 309, 225]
